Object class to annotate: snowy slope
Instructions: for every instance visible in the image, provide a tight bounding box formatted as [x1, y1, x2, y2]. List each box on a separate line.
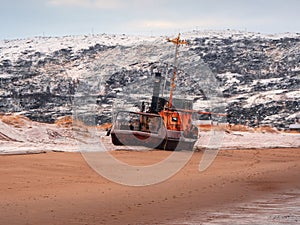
[0, 30, 299, 128]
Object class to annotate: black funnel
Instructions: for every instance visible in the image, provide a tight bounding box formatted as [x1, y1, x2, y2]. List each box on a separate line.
[150, 72, 163, 113]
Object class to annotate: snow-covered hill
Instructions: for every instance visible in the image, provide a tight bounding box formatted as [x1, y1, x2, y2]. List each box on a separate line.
[0, 30, 299, 128]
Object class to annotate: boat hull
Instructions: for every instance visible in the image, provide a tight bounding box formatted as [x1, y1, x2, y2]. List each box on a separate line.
[111, 129, 196, 151]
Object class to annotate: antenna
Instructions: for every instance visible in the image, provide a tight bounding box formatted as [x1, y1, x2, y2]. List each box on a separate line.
[166, 33, 188, 107]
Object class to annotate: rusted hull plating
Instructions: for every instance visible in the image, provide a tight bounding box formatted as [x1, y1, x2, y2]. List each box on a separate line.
[111, 130, 196, 151]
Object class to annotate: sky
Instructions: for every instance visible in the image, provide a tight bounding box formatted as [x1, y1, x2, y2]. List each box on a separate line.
[0, 0, 299, 39]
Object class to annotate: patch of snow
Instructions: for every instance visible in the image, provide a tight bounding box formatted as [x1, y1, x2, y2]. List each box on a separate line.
[251, 77, 282, 86]
[184, 30, 300, 41]
[289, 124, 300, 129]
[0, 34, 163, 63]
[196, 131, 300, 150]
[218, 72, 242, 86]
[0, 120, 26, 142]
[286, 90, 300, 99]
[243, 90, 287, 108]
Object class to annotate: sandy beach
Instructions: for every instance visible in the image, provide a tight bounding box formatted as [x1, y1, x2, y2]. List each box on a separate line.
[1, 148, 300, 225]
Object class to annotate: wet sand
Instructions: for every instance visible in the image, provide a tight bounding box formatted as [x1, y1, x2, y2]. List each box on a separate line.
[1, 148, 300, 225]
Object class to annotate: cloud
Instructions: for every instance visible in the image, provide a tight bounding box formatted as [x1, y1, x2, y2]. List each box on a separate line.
[128, 18, 246, 32]
[47, 0, 173, 10]
[136, 20, 177, 29]
[47, 0, 124, 9]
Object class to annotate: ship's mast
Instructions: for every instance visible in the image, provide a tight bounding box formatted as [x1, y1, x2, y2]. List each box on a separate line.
[167, 33, 188, 108]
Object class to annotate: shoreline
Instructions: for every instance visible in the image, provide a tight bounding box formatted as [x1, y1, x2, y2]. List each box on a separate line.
[1, 148, 300, 224]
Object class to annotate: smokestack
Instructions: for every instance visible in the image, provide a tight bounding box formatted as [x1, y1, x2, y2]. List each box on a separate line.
[150, 72, 162, 113]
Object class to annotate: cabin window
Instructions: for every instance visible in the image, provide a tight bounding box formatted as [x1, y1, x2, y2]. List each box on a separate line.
[172, 117, 178, 122]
